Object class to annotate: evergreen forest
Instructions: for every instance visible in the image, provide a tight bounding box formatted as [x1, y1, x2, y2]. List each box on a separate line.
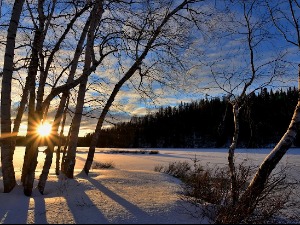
[79, 87, 299, 148]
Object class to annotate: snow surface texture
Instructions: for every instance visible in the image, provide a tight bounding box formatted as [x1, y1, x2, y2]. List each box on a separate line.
[0, 147, 300, 224]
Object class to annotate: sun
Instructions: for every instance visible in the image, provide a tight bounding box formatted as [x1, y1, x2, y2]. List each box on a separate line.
[37, 122, 52, 137]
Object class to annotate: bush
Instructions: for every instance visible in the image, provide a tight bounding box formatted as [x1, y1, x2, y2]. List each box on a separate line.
[155, 159, 294, 224]
[149, 150, 159, 154]
[92, 161, 115, 169]
[154, 161, 191, 179]
[104, 149, 159, 154]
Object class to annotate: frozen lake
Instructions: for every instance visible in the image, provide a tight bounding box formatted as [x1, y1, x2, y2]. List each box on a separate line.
[1, 147, 299, 224]
[10, 147, 300, 180]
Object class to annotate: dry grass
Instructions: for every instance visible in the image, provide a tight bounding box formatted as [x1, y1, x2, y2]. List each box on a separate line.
[102, 149, 159, 154]
[155, 159, 295, 224]
[92, 161, 115, 169]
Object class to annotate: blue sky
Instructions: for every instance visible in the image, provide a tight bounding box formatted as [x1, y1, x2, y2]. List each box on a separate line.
[0, 0, 299, 136]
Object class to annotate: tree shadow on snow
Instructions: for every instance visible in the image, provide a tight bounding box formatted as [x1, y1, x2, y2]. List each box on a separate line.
[63, 179, 109, 224]
[86, 176, 153, 223]
[0, 185, 31, 224]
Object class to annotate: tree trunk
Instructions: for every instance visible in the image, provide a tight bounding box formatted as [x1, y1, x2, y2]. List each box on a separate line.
[61, 122, 72, 173]
[64, 0, 104, 178]
[228, 103, 239, 205]
[83, 76, 137, 174]
[21, 6, 45, 194]
[37, 146, 53, 194]
[55, 98, 69, 175]
[1, 0, 25, 193]
[37, 95, 69, 194]
[64, 76, 89, 178]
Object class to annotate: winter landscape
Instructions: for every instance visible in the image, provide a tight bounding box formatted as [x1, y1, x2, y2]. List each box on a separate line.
[1, 147, 300, 224]
[1, 0, 300, 224]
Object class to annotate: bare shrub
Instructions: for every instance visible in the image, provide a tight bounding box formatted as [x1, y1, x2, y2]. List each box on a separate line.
[105, 149, 159, 154]
[156, 159, 295, 223]
[149, 150, 159, 154]
[216, 166, 292, 224]
[154, 165, 164, 172]
[92, 161, 115, 169]
[156, 161, 191, 179]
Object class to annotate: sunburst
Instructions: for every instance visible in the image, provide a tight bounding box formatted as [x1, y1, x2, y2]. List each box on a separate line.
[37, 122, 52, 137]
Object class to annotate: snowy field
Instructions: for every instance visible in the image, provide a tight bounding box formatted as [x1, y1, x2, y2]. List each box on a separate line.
[1, 147, 300, 224]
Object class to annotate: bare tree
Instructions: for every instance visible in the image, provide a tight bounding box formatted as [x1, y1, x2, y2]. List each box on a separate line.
[83, 0, 205, 175]
[216, 0, 300, 223]
[217, 0, 280, 206]
[186, 0, 286, 209]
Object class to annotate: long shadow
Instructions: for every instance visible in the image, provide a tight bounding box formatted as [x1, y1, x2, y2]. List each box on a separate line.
[0, 186, 30, 224]
[76, 155, 87, 162]
[87, 176, 152, 223]
[64, 179, 109, 224]
[33, 196, 48, 224]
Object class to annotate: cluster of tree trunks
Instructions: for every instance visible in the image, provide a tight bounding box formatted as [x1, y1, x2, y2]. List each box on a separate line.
[0, 0, 205, 195]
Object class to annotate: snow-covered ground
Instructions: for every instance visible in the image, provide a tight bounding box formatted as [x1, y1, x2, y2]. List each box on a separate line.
[0, 147, 300, 224]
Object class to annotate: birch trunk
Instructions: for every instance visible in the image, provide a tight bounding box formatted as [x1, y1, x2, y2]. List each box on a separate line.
[55, 98, 69, 175]
[228, 103, 239, 205]
[61, 122, 72, 173]
[20, 27, 42, 185]
[1, 0, 25, 193]
[22, 0, 46, 195]
[64, 76, 89, 178]
[64, 0, 104, 178]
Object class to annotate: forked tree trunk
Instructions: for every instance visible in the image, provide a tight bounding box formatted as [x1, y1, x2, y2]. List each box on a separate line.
[35, 1, 89, 118]
[1, 0, 25, 193]
[216, 65, 300, 224]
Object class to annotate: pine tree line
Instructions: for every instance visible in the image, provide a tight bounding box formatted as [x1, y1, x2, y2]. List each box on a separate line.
[69, 87, 300, 148]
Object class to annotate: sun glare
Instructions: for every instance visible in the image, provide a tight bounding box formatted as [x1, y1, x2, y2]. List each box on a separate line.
[37, 122, 52, 137]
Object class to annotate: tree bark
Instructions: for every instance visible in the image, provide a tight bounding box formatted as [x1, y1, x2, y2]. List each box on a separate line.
[64, 0, 104, 178]
[64, 76, 89, 178]
[1, 0, 25, 193]
[22, 0, 46, 196]
[55, 97, 69, 175]
[228, 103, 239, 205]
[61, 122, 72, 173]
